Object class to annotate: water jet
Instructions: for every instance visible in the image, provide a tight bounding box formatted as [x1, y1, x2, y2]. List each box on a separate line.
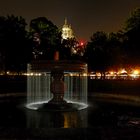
[26, 59, 88, 111]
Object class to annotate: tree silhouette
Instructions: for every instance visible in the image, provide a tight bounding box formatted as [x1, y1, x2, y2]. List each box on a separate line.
[0, 15, 30, 73]
[124, 8, 140, 66]
[84, 31, 124, 78]
[29, 17, 62, 60]
[85, 31, 108, 76]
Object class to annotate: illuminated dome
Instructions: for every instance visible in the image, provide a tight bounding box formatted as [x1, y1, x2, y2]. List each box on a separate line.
[62, 18, 74, 39]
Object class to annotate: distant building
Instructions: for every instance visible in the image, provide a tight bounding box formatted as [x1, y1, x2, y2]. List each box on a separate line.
[62, 18, 74, 40]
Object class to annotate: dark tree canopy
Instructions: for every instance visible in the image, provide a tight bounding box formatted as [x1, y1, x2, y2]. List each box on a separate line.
[0, 15, 31, 73]
[125, 8, 140, 32]
[124, 8, 140, 66]
[29, 17, 62, 60]
[85, 31, 108, 72]
[84, 31, 124, 77]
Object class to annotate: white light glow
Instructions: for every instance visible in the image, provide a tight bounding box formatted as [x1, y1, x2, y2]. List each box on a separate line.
[26, 100, 88, 111]
[26, 100, 50, 110]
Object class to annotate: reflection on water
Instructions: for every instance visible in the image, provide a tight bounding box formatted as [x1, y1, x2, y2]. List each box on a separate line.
[26, 109, 87, 128]
[1, 93, 140, 130]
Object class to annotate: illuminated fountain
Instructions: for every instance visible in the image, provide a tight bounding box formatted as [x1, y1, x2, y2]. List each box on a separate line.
[26, 57, 88, 111]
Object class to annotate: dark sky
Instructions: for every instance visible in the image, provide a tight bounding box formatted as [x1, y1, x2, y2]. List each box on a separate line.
[0, 0, 140, 41]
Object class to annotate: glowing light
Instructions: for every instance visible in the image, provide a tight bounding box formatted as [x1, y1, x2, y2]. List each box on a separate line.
[6, 71, 10, 74]
[80, 42, 84, 46]
[133, 70, 139, 75]
[96, 72, 101, 76]
[110, 71, 114, 75]
[62, 19, 74, 39]
[26, 100, 88, 110]
[65, 100, 88, 110]
[83, 73, 87, 76]
[129, 69, 140, 79]
[30, 73, 33, 76]
[119, 69, 127, 74]
[26, 100, 50, 110]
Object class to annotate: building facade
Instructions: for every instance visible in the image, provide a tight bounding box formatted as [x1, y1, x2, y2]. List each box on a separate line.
[62, 18, 74, 40]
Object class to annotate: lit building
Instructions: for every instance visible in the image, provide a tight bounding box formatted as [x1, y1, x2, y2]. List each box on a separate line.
[62, 18, 74, 40]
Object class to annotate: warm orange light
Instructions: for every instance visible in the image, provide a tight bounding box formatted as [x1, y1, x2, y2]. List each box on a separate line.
[110, 71, 114, 75]
[119, 69, 127, 74]
[133, 70, 139, 75]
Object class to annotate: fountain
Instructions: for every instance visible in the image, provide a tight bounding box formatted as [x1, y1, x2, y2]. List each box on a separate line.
[26, 53, 88, 111]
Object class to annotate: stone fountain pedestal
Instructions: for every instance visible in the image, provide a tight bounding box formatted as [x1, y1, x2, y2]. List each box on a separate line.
[38, 70, 70, 111]
[39, 71, 79, 111]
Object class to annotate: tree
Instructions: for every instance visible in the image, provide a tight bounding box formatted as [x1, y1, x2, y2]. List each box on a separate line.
[0, 16, 6, 72]
[107, 31, 125, 71]
[124, 8, 140, 32]
[84, 31, 125, 78]
[124, 8, 140, 66]
[84, 31, 108, 78]
[29, 17, 62, 60]
[0, 15, 30, 73]
[61, 37, 82, 60]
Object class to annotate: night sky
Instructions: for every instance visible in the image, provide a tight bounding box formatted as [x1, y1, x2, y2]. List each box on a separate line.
[0, 0, 140, 41]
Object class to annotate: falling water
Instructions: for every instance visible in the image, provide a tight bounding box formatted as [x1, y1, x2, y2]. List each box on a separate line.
[64, 72, 87, 104]
[26, 61, 88, 110]
[27, 72, 52, 104]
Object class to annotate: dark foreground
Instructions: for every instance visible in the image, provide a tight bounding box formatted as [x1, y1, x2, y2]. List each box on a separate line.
[0, 76, 140, 139]
[0, 93, 140, 140]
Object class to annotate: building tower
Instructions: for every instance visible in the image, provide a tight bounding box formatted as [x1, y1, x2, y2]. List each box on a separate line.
[62, 18, 74, 40]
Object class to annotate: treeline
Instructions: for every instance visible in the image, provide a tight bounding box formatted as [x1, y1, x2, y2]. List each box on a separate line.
[0, 8, 140, 74]
[0, 16, 62, 73]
